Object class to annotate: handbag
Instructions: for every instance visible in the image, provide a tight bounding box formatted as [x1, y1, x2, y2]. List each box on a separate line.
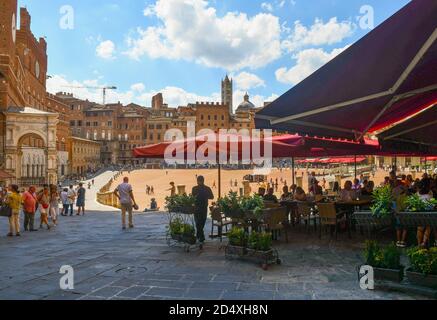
[0, 204, 12, 218]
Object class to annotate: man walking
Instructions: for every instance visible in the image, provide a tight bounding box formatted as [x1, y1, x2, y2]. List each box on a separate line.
[191, 176, 214, 248]
[76, 183, 86, 216]
[22, 186, 38, 232]
[114, 177, 138, 230]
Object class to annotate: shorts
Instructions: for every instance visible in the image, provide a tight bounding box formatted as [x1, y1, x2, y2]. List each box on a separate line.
[121, 203, 133, 211]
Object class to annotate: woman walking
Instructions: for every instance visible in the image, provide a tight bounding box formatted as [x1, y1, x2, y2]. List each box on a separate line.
[37, 186, 51, 230]
[5, 184, 22, 237]
[49, 185, 60, 226]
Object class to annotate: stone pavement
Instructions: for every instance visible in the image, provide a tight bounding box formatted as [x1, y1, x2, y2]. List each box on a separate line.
[0, 208, 430, 300]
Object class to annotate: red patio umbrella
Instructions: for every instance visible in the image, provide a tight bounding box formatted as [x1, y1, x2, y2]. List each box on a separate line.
[133, 133, 306, 197]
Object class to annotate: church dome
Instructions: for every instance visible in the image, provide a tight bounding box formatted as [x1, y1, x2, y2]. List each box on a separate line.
[236, 93, 255, 112]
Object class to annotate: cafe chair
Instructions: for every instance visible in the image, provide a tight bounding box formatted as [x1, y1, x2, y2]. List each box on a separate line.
[209, 206, 233, 242]
[297, 201, 318, 233]
[317, 202, 346, 240]
[261, 207, 289, 243]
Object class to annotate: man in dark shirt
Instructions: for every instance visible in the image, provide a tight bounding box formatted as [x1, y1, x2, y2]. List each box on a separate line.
[263, 188, 278, 203]
[191, 176, 214, 246]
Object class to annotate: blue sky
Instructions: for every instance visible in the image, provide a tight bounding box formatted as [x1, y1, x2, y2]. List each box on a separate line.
[18, 0, 410, 109]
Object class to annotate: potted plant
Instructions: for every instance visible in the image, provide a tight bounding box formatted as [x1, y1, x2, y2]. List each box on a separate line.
[165, 194, 196, 214]
[240, 194, 265, 219]
[404, 194, 437, 212]
[168, 217, 196, 245]
[363, 240, 404, 282]
[217, 192, 243, 218]
[227, 227, 247, 255]
[370, 185, 394, 218]
[406, 247, 437, 289]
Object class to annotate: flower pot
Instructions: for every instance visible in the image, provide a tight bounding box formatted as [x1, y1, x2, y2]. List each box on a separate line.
[226, 245, 246, 256]
[226, 209, 244, 218]
[246, 248, 274, 260]
[353, 211, 393, 228]
[171, 233, 196, 245]
[181, 233, 197, 245]
[373, 267, 404, 283]
[406, 269, 437, 289]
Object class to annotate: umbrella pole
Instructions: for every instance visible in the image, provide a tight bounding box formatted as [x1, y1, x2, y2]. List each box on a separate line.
[354, 155, 357, 179]
[425, 157, 427, 174]
[291, 157, 295, 186]
[218, 164, 222, 199]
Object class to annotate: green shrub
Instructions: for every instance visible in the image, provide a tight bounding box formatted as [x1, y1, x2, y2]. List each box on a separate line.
[228, 227, 247, 247]
[370, 185, 393, 218]
[248, 232, 260, 250]
[257, 232, 273, 251]
[407, 247, 437, 275]
[169, 217, 195, 237]
[240, 194, 265, 218]
[165, 194, 196, 213]
[404, 194, 437, 212]
[217, 192, 242, 217]
[364, 240, 402, 269]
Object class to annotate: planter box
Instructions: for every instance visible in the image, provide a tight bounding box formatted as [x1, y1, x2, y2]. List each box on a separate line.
[374, 267, 404, 283]
[353, 211, 393, 229]
[397, 212, 437, 228]
[226, 245, 246, 256]
[171, 233, 197, 245]
[225, 209, 244, 219]
[406, 269, 437, 289]
[246, 248, 275, 261]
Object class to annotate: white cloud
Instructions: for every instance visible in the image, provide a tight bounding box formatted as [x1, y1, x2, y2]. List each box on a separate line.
[46, 74, 220, 107]
[131, 83, 146, 92]
[124, 0, 282, 70]
[96, 40, 116, 60]
[232, 72, 265, 91]
[143, 4, 156, 16]
[261, 2, 274, 12]
[275, 46, 349, 85]
[282, 17, 354, 52]
[47, 75, 276, 110]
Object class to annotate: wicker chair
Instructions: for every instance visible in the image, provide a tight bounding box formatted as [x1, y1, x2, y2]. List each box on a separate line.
[261, 207, 289, 242]
[209, 206, 233, 242]
[317, 202, 346, 240]
[297, 201, 318, 233]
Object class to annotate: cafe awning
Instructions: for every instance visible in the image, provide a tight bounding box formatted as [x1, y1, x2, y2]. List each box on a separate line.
[256, 0, 437, 141]
[297, 157, 367, 165]
[377, 105, 437, 155]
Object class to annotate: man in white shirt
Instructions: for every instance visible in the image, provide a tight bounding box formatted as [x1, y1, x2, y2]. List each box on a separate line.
[67, 185, 76, 216]
[114, 177, 138, 230]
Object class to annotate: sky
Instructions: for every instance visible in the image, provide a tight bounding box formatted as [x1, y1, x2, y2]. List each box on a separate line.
[17, 0, 410, 110]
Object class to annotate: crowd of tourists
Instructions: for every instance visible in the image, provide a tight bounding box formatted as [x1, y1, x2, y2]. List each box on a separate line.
[0, 183, 87, 237]
[253, 169, 437, 249]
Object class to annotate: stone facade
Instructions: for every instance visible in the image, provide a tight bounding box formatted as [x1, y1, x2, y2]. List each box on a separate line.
[0, 1, 60, 186]
[70, 137, 101, 176]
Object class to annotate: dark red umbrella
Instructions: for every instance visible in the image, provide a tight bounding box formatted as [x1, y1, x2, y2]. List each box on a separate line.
[133, 133, 306, 197]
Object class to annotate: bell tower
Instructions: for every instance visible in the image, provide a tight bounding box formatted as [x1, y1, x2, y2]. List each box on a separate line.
[221, 75, 233, 115]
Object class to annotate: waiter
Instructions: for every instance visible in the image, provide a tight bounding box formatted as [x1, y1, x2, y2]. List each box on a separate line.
[191, 176, 214, 248]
